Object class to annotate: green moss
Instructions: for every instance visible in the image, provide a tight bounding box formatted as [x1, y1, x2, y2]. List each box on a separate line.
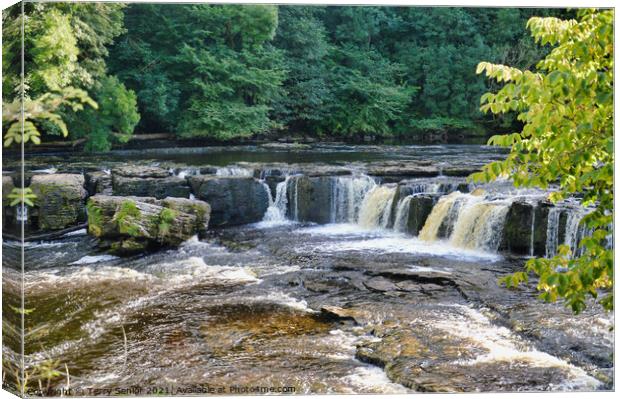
[110, 238, 148, 255]
[86, 201, 103, 237]
[113, 200, 142, 237]
[157, 207, 177, 238]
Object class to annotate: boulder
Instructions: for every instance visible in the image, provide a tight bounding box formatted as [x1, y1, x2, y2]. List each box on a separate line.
[367, 163, 440, 182]
[160, 197, 210, 237]
[501, 200, 534, 255]
[533, 202, 553, 256]
[29, 174, 87, 231]
[113, 165, 170, 178]
[441, 165, 482, 177]
[112, 175, 190, 199]
[189, 176, 269, 226]
[286, 175, 333, 223]
[406, 195, 436, 236]
[85, 171, 113, 196]
[86, 195, 210, 254]
[109, 165, 190, 199]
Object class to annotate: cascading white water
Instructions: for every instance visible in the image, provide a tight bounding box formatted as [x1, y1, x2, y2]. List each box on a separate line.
[449, 200, 511, 251]
[357, 186, 397, 229]
[331, 175, 377, 223]
[393, 195, 413, 232]
[564, 209, 591, 257]
[216, 167, 253, 177]
[418, 190, 511, 251]
[174, 167, 200, 179]
[418, 192, 468, 241]
[262, 177, 291, 223]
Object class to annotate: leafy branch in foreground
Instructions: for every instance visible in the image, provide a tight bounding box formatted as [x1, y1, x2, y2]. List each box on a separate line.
[2, 87, 97, 147]
[471, 9, 613, 313]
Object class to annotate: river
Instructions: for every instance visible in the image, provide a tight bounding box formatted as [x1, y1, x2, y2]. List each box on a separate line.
[2, 144, 614, 394]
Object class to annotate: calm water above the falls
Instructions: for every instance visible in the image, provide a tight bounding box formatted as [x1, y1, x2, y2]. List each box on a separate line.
[3, 144, 613, 394]
[17, 143, 508, 169]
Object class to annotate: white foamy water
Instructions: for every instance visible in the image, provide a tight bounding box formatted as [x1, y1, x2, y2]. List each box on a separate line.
[432, 305, 601, 391]
[145, 256, 260, 285]
[63, 228, 88, 237]
[296, 223, 386, 237]
[244, 291, 315, 313]
[342, 366, 410, 394]
[25, 266, 154, 289]
[31, 167, 57, 174]
[215, 166, 253, 177]
[27, 255, 261, 290]
[295, 224, 501, 262]
[408, 265, 452, 274]
[70, 255, 120, 265]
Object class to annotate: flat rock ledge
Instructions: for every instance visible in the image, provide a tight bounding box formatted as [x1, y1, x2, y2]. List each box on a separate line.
[87, 195, 210, 255]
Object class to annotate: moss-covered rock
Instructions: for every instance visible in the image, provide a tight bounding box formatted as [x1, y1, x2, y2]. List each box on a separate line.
[29, 174, 87, 231]
[87, 195, 211, 255]
[160, 197, 211, 237]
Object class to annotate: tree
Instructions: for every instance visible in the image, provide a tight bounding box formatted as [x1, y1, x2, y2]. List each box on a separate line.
[109, 3, 284, 140]
[271, 6, 332, 133]
[318, 6, 413, 138]
[62, 76, 140, 152]
[1, 2, 138, 151]
[473, 9, 613, 313]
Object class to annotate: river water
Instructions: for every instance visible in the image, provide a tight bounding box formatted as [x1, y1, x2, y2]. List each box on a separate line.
[2, 144, 614, 394]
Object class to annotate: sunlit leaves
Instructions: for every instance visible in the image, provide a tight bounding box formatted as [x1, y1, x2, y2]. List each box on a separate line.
[475, 10, 613, 313]
[7, 188, 37, 207]
[2, 87, 97, 148]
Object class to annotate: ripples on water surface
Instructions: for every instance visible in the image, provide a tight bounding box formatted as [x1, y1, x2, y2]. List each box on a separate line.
[2, 144, 613, 394]
[3, 220, 613, 394]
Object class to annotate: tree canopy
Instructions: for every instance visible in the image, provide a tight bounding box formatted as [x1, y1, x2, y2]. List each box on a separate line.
[107, 4, 564, 142]
[473, 9, 613, 313]
[2, 1, 139, 151]
[4, 4, 571, 148]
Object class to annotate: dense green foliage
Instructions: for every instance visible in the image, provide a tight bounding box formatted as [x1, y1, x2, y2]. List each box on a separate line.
[108, 4, 283, 139]
[472, 10, 613, 313]
[108, 4, 564, 141]
[4, 4, 570, 145]
[2, 1, 139, 151]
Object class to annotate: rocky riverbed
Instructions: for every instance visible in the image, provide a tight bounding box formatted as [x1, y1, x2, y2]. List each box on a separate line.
[2, 144, 614, 394]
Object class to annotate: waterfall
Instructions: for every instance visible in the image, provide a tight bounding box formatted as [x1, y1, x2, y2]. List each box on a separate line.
[418, 190, 510, 251]
[408, 182, 441, 194]
[545, 207, 562, 258]
[174, 167, 200, 179]
[449, 201, 510, 251]
[418, 192, 467, 241]
[564, 209, 589, 257]
[357, 186, 397, 229]
[393, 195, 413, 232]
[331, 175, 377, 223]
[290, 176, 300, 221]
[216, 167, 253, 177]
[262, 177, 290, 223]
